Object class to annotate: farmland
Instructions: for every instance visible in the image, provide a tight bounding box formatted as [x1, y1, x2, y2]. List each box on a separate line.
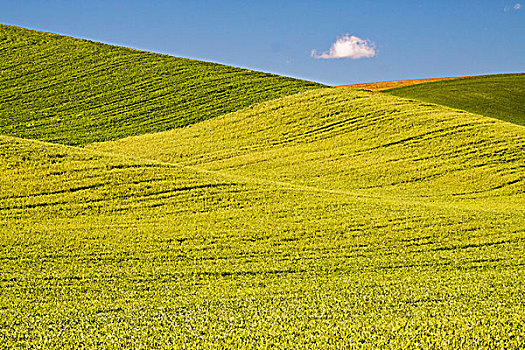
[0, 24, 322, 145]
[387, 73, 525, 126]
[3, 134, 525, 348]
[90, 88, 525, 203]
[1, 25, 525, 348]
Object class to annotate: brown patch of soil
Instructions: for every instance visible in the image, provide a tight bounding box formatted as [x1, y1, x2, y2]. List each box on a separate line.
[337, 76, 467, 91]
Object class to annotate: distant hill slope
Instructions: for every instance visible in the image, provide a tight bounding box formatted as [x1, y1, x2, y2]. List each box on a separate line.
[338, 76, 465, 90]
[386, 73, 525, 126]
[3, 135, 525, 347]
[90, 88, 525, 203]
[0, 24, 322, 145]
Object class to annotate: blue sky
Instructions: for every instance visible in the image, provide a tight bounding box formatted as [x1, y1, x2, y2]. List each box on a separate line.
[1, 0, 524, 85]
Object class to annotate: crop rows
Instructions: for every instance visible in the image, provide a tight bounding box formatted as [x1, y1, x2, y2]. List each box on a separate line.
[0, 25, 322, 145]
[387, 73, 525, 126]
[2, 25, 525, 348]
[91, 88, 525, 203]
[1, 135, 525, 347]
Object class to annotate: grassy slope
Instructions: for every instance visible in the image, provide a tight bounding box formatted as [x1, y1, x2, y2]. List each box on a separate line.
[0, 24, 322, 145]
[90, 88, 525, 204]
[2, 24, 525, 347]
[2, 135, 525, 348]
[386, 73, 525, 126]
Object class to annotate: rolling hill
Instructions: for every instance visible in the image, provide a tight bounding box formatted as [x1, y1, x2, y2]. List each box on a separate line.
[386, 73, 525, 126]
[0, 24, 322, 145]
[89, 86, 525, 346]
[2, 134, 525, 348]
[90, 88, 525, 203]
[1, 26, 525, 348]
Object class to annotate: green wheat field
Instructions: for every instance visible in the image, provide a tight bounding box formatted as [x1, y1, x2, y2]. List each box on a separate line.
[1, 24, 524, 348]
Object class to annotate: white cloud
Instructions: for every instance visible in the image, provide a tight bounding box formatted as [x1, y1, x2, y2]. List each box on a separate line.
[505, 2, 522, 11]
[312, 34, 376, 59]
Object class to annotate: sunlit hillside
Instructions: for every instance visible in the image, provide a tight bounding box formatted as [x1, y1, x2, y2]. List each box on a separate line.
[1, 26, 524, 348]
[91, 88, 525, 204]
[2, 133, 525, 347]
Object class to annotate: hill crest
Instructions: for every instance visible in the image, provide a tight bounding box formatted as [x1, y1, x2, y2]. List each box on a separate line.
[0, 24, 323, 146]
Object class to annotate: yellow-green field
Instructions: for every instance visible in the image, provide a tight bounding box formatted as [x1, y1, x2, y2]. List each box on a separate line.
[90, 88, 525, 204]
[1, 26, 525, 348]
[2, 132, 525, 348]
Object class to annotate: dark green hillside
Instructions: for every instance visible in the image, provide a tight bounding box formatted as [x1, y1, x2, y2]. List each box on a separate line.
[0, 24, 322, 145]
[386, 73, 525, 126]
